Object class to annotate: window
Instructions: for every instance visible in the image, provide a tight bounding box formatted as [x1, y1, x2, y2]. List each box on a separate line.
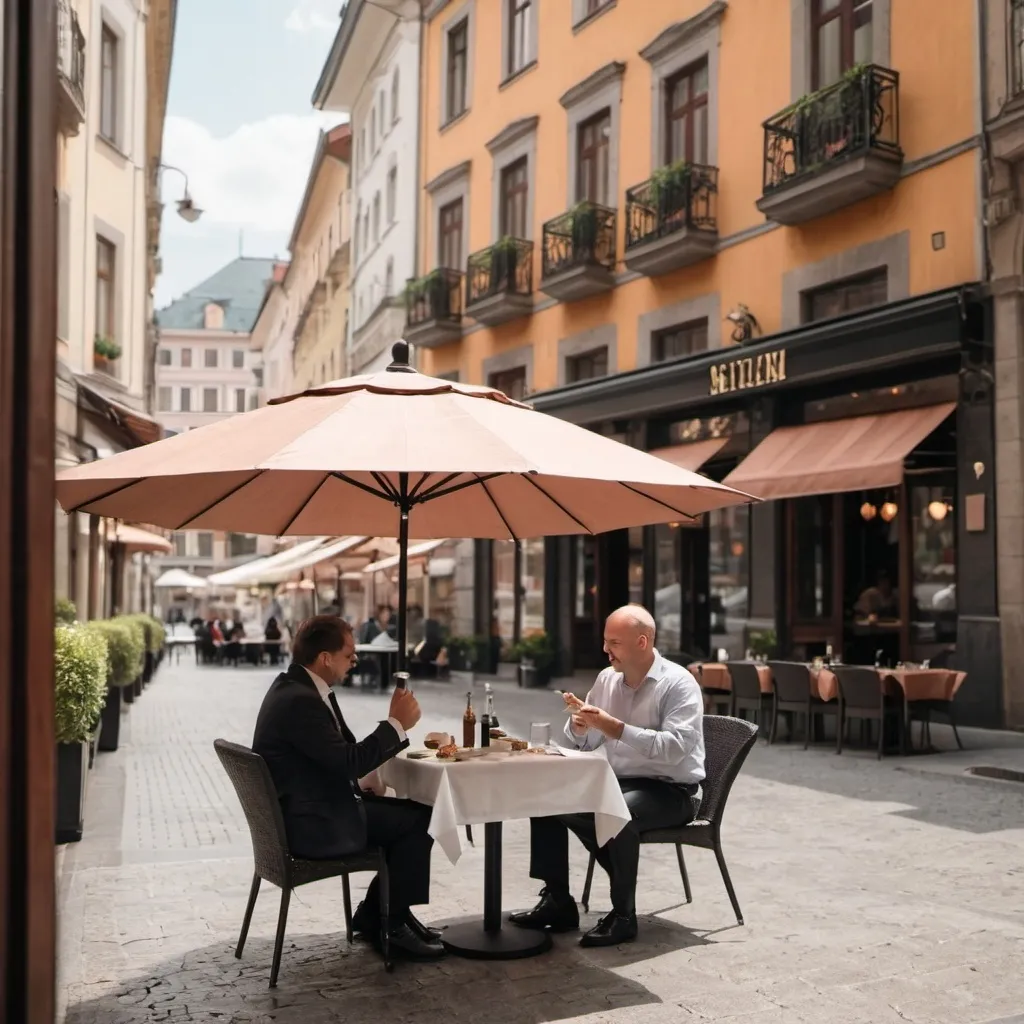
[584, 0, 612, 16]
[229, 533, 259, 558]
[576, 109, 611, 204]
[95, 236, 116, 352]
[488, 366, 527, 400]
[173, 533, 188, 557]
[373, 193, 381, 243]
[391, 68, 400, 123]
[196, 533, 213, 558]
[180, 347, 192, 368]
[248, 392, 258, 410]
[386, 167, 397, 225]
[803, 269, 887, 323]
[232, 349, 245, 369]
[360, 128, 367, 168]
[665, 60, 709, 165]
[100, 24, 118, 142]
[234, 388, 246, 413]
[179, 387, 192, 412]
[507, 0, 533, 78]
[446, 19, 469, 122]
[709, 504, 750, 661]
[653, 319, 709, 362]
[566, 347, 608, 383]
[438, 198, 464, 270]
[500, 157, 529, 238]
[370, 107, 377, 152]
[157, 348, 171, 366]
[204, 348, 217, 368]
[1013, 0, 1024, 95]
[204, 303, 224, 329]
[203, 387, 218, 412]
[812, 0, 873, 90]
[157, 386, 172, 412]
[379, 91, 387, 135]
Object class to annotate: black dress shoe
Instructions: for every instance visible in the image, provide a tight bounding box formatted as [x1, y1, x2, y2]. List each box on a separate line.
[508, 888, 580, 932]
[382, 922, 446, 961]
[407, 910, 442, 942]
[580, 911, 638, 948]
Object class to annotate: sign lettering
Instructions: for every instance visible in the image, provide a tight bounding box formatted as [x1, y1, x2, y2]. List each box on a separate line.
[709, 349, 787, 396]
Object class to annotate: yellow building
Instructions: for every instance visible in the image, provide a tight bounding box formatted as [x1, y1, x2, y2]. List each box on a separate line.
[414, 0, 1010, 727]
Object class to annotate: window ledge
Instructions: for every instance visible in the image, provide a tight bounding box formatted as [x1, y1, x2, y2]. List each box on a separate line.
[572, 1, 616, 34]
[96, 132, 129, 162]
[500, 60, 538, 92]
[441, 109, 470, 134]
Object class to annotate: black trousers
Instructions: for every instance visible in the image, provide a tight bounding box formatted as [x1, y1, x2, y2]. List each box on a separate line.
[360, 795, 434, 922]
[529, 777, 699, 916]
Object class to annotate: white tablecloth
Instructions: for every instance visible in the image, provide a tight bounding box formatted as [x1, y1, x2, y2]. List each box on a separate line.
[380, 749, 631, 865]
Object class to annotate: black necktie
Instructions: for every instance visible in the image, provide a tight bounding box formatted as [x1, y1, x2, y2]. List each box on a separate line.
[328, 690, 355, 743]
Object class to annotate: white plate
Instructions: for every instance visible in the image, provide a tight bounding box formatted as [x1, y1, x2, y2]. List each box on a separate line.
[452, 747, 488, 761]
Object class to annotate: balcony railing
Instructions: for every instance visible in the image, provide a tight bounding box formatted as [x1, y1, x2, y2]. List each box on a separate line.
[541, 203, 616, 280]
[57, 0, 86, 132]
[625, 164, 718, 251]
[466, 238, 533, 306]
[406, 268, 465, 329]
[761, 64, 900, 195]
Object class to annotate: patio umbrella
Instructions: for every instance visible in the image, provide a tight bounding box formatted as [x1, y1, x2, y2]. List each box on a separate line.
[56, 342, 758, 674]
[153, 568, 209, 589]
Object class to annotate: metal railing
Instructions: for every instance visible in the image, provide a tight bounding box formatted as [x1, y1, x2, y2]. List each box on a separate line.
[466, 238, 534, 306]
[761, 64, 900, 194]
[405, 268, 465, 328]
[624, 164, 718, 250]
[57, 0, 86, 112]
[541, 202, 616, 279]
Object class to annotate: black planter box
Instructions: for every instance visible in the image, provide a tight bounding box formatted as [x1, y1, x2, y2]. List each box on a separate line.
[98, 684, 122, 751]
[124, 678, 137, 704]
[143, 650, 154, 684]
[133, 676, 142, 698]
[56, 741, 88, 843]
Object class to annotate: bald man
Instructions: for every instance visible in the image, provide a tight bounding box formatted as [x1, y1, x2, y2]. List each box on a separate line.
[509, 604, 705, 947]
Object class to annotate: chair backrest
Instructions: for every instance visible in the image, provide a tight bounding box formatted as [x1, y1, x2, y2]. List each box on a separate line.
[831, 665, 883, 709]
[768, 660, 812, 702]
[700, 715, 758, 824]
[214, 739, 291, 885]
[728, 662, 763, 700]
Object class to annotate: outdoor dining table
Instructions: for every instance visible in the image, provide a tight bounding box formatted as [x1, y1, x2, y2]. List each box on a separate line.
[380, 746, 630, 960]
[355, 642, 399, 689]
[814, 666, 966, 703]
[691, 661, 773, 693]
[165, 635, 198, 664]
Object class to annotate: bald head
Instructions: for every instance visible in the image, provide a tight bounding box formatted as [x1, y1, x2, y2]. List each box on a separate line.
[607, 604, 656, 642]
[603, 604, 657, 684]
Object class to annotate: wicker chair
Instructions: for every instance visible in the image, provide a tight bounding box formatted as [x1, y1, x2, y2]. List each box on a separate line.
[830, 665, 906, 759]
[767, 660, 837, 748]
[214, 739, 392, 986]
[581, 715, 758, 925]
[728, 662, 773, 733]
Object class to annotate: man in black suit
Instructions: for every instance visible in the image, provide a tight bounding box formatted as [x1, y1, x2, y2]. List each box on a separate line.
[253, 614, 444, 960]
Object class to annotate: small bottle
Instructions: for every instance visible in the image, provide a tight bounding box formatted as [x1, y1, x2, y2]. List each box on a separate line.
[462, 691, 476, 749]
[825, 643, 833, 666]
[486, 683, 499, 730]
[480, 688, 490, 748]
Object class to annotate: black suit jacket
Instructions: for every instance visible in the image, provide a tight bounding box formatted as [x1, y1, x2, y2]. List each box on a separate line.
[252, 662, 408, 858]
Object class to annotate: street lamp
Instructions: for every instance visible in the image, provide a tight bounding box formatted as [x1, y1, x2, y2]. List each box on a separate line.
[159, 163, 203, 223]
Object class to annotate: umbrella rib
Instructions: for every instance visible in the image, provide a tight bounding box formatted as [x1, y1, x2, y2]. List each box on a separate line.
[416, 472, 504, 504]
[520, 474, 595, 534]
[618, 482, 698, 521]
[277, 473, 331, 537]
[409, 472, 432, 500]
[415, 472, 464, 501]
[372, 471, 400, 501]
[174, 470, 266, 530]
[67, 477, 144, 514]
[331, 472, 393, 503]
[476, 476, 519, 542]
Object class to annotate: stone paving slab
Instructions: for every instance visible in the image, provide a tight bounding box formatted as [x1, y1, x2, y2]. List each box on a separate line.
[57, 660, 1024, 1023]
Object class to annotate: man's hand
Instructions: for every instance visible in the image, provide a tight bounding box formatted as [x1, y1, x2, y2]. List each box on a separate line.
[359, 769, 387, 797]
[569, 712, 589, 736]
[577, 703, 624, 739]
[388, 687, 421, 731]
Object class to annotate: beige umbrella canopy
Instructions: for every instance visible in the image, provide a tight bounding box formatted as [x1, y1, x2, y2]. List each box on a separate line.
[56, 342, 757, 669]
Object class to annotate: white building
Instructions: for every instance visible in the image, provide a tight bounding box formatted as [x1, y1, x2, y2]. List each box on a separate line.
[313, 0, 421, 374]
[250, 260, 293, 404]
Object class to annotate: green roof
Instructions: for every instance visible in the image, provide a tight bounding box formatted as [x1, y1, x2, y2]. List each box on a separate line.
[156, 256, 276, 333]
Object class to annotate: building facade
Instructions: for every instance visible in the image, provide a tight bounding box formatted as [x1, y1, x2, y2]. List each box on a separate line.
[250, 260, 293, 403]
[414, 0, 1013, 725]
[313, 0, 422, 374]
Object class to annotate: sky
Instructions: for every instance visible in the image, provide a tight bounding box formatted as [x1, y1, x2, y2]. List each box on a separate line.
[154, 0, 346, 308]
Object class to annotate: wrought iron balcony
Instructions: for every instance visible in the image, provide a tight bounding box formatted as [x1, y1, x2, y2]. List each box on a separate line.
[757, 64, 902, 225]
[465, 238, 534, 326]
[57, 0, 86, 136]
[623, 163, 718, 277]
[539, 203, 616, 302]
[404, 268, 465, 349]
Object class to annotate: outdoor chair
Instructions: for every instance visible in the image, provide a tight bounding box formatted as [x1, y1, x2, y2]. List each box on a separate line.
[767, 660, 837, 748]
[728, 661, 773, 734]
[581, 715, 758, 926]
[694, 664, 732, 716]
[213, 739, 392, 986]
[831, 665, 907, 759]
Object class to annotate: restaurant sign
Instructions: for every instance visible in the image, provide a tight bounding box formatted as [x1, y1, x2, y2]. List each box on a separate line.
[709, 348, 787, 396]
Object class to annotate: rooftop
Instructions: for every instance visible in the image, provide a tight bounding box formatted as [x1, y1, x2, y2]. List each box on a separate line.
[156, 256, 277, 333]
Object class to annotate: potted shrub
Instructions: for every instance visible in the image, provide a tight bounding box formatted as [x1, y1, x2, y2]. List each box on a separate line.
[748, 629, 777, 661]
[489, 236, 522, 294]
[649, 160, 692, 220]
[446, 636, 476, 672]
[93, 335, 122, 372]
[86, 619, 143, 752]
[568, 202, 600, 259]
[55, 596, 78, 625]
[114, 615, 146, 701]
[512, 631, 557, 688]
[54, 624, 109, 843]
[148, 616, 166, 672]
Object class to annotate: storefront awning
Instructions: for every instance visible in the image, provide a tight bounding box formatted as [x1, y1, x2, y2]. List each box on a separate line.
[113, 524, 172, 553]
[363, 540, 446, 574]
[650, 438, 728, 473]
[206, 537, 329, 586]
[722, 402, 956, 500]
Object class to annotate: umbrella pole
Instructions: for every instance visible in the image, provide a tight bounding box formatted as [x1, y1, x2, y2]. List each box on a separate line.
[396, 472, 410, 681]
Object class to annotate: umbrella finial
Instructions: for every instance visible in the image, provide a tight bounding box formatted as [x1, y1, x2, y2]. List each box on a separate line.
[387, 340, 415, 373]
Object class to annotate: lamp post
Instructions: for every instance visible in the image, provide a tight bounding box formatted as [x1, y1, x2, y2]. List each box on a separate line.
[158, 163, 203, 223]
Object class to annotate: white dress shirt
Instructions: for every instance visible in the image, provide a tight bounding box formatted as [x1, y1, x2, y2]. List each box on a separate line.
[304, 667, 404, 795]
[563, 650, 705, 787]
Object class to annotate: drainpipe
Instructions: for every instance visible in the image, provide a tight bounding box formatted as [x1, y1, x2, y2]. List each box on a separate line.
[976, 0, 994, 285]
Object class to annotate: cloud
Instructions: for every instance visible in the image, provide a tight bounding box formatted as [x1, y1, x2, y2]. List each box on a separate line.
[285, 0, 339, 33]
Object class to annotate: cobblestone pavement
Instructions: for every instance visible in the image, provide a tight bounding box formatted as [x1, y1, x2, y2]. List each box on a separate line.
[57, 659, 1024, 1024]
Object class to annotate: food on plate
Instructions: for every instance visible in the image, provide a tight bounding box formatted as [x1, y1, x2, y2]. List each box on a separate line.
[435, 742, 458, 760]
[525, 746, 548, 755]
[489, 728, 506, 738]
[508, 737, 529, 751]
[424, 731, 453, 749]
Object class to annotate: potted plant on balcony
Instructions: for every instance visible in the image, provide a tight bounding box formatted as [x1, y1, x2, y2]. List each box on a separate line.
[512, 631, 557, 688]
[93, 335, 122, 372]
[567, 202, 600, 259]
[489, 235, 522, 294]
[86, 618, 144, 752]
[649, 160, 692, 220]
[54, 623, 109, 843]
[419, 269, 451, 319]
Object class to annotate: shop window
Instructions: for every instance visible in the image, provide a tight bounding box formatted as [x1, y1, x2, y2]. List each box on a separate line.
[910, 483, 957, 650]
[196, 533, 213, 558]
[653, 318, 709, 362]
[708, 505, 749, 661]
[521, 537, 546, 634]
[204, 348, 218, 368]
[493, 540, 516, 653]
[574, 535, 598, 621]
[665, 59, 708, 165]
[653, 524, 682, 652]
[802, 268, 887, 324]
[576, 108, 611, 205]
[792, 495, 834, 622]
[229, 533, 258, 558]
[812, 0, 873, 90]
[445, 17, 469, 123]
[566, 346, 608, 383]
[488, 365, 527, 400]
[628, 526, 644, 606]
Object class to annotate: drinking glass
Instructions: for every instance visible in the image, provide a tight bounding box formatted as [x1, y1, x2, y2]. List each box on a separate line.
[530, 722, 551, 748]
